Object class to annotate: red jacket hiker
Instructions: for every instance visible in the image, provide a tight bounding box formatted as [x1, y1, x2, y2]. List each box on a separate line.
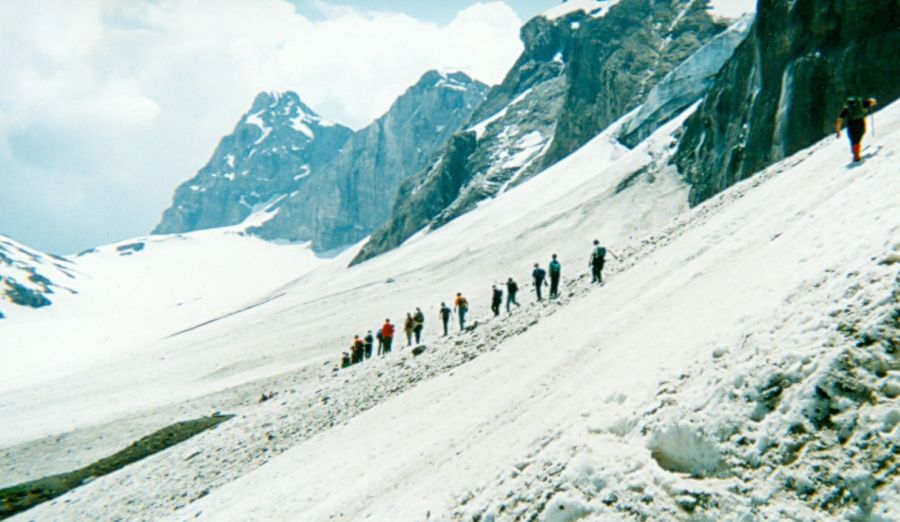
[381, 321, 395, 338]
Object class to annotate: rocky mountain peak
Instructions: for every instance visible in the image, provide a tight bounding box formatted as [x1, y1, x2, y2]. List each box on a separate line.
[154, 70, 488, 250]
[153, 92, 353, 236]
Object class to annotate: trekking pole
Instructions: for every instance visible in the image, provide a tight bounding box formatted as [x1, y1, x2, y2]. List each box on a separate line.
[871, 111, 875, 138]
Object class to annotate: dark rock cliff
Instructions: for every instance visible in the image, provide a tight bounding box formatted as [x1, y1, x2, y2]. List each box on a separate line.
[674, 0, 900, 205]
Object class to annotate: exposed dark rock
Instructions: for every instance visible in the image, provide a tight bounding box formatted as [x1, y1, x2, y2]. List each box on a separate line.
[3, 276, 52, 308]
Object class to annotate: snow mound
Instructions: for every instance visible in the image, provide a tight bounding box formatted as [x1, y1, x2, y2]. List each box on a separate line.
[647, 425, 724, 478]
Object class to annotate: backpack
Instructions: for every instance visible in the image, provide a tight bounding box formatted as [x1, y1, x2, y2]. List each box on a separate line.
[549, 260, 561, 274]
[493, 288, 503, 300]
[457, 297, 468, 309]
[533, 268, 546, 280]
[440, 306, 451, 319]
[508, 281, 518, 293]
[593, 246, 606, 260]
[845, 97, 866, 120]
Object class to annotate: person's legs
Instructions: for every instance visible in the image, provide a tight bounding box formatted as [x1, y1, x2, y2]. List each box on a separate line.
[848, 119, 866, 161]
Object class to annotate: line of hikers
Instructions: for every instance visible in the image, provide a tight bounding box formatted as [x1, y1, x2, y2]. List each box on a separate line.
[340, 240, 617, 368]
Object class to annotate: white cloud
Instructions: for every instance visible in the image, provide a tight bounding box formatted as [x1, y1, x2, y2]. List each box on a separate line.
[0, 0, 524, 253]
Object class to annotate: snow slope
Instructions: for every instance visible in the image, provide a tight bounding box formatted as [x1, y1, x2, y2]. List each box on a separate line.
[0, 210, 323, 430]
[177, 103, 900, 521]
[6, 95, 899, 520]
[0, 104, 686, 486]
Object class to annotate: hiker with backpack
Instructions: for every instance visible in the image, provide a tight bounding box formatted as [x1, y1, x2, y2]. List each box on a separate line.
[532, 263, 547, 301]
[491, 285, 503, 316]
[381, 319, 394, 355]
[548, 254, 562, 298]
[454, 292, 469, 330]
[351, 335, 365, 364]
[413, 307, 425, 344]
[439, 302, 452, 336]
[364, 331, 374, 359]
[589, 240, 617, 283]
[506, 277, 520, 312]
[836, 96, 877, 162]
[404, 313, 415, 347]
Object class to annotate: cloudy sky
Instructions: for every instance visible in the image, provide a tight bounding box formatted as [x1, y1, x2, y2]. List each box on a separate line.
[0, 0, 558, 254]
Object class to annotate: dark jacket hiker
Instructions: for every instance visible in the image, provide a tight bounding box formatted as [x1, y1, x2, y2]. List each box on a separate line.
[548, 254, 561, 298]
[491, 285, 503, 316]
[836, 96, 877, 162]
[506, 277, 520, 312]
[439, 302, 452, 336]
[532, 263, 547, 301]
[589, 240, 616, 283]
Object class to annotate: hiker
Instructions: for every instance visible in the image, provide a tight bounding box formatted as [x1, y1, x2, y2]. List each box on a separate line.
[404, 313, 415, 346]
[589, 240, 617, 283]
[532, 263, 547, 301]
[341, 351, 351, 368]
[381, 319, 394, 354]
[413, 307, 425, 344]
[835, 96, 877, 162]
[376, 328, 384, 356]
[549, 254, 562, 298]
[439, 302, 452, 336]
[491, 285, 503, 316]
[454, 292, 469, 330]
[351, 335, 365, 364]
[506, 277, 520, 312]
[364, 330, 374, 359]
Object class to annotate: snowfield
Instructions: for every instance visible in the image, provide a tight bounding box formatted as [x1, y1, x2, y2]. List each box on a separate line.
[2, 97, 899, 521]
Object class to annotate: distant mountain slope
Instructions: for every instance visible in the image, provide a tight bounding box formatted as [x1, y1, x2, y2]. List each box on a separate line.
[674, 0, 900, 205]
[154, 71, 487, 252]
[0, 209, 323, 394]
[353, 0, 731, 264]
[153, 92, 353, 235]
[0, 236, 78, 318]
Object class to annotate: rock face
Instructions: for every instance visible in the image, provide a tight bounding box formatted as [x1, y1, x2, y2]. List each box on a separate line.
[252, 71, 487, 251]
[674, 0, 900, 205]
[353, 0, 729, 264]
[154, 71, 487, 252]
[618, 14, 754, 147]
[541, 0, 727, 167]
[154, 92, 353, 235]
